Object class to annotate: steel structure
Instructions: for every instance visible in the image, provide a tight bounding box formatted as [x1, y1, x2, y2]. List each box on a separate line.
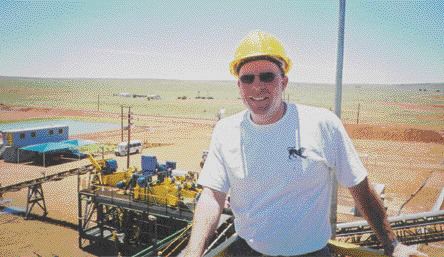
[24, 183, 47, 219]
[336, 210, 444, 247]
[135, 210, 444, 257]
[0, 165, 93, 218]
[0, 165, 92, 195]
[77, 186, 194, 256]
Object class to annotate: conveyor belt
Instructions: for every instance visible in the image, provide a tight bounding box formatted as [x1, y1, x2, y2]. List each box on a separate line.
[153, 210, 444, 256]
[336, 210, 444, 247]
[0, 165, 93, 195]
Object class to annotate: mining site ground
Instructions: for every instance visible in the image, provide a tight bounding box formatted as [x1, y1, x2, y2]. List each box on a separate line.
[0, 82, 443, 256]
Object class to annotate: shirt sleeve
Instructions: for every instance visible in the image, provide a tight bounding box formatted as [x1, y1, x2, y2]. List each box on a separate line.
[327, 113, 368, 188]
[197, 123, 230, 193]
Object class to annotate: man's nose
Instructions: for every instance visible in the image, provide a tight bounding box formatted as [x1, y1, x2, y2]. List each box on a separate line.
[251, 79, 267, 90]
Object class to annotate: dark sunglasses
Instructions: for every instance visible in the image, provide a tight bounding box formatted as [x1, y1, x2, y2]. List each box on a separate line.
[239, 72, 279, 84]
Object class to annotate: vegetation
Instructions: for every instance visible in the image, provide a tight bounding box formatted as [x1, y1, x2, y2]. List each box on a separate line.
[0, 77, 442, 128]
[79, 143, 116, 155]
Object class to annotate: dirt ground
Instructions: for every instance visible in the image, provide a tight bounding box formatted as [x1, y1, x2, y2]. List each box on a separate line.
[0, 105, 443, 256]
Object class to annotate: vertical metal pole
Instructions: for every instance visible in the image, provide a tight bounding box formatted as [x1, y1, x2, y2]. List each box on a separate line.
[331, 0, 346, 239]
[121, 105, 124, 142]
[127, 107, 131, 169]
[335, 0, 346, 118]
[25, 186, 31, 220]
[78, 186, 83, 248]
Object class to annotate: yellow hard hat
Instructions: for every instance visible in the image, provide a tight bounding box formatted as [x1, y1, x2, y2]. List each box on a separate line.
[230, 30, 292, 77]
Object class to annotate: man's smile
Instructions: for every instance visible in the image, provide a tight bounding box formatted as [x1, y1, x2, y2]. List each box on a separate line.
[249, 96, 268, 101]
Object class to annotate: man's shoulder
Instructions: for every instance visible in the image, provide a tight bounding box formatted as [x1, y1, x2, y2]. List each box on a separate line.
[213, 110, 247, 134]
[294, 103, 340, 128]
[294, 103, 335, 119]
[217, 110, 246, 126]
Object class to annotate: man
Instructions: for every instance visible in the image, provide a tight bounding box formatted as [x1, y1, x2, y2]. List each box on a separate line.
[186, 30, 426, 257]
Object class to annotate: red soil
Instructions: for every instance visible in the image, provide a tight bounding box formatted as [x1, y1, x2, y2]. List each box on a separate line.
[345, 124, 444, 144]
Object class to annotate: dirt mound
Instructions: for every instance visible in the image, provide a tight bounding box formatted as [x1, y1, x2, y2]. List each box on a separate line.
[345, 124, 444, 144]
[383, 102, 444, 111]
[0, 103, 11, 111]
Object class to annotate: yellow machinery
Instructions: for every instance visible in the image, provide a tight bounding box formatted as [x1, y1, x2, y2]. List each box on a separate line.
[102, 170, 135, 187]
[328, 240, 386, 257]
[133, 173, 202, 208]
[87, 153, 136, 187]
[87, 153, 200, 208]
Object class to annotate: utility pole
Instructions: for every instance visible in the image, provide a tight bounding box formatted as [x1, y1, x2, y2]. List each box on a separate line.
[101, 146, 105, 160]
[121, 105, 124, 142]
[127, 106, 132, 169]
[331, 0, 346, 239]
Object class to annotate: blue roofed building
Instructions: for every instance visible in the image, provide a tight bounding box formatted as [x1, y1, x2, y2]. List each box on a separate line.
[0, 125, 71, 164]
[1, 125, 69, 148]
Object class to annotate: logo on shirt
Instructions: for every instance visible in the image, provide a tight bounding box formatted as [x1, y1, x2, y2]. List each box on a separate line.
[288, 147, 306, 159]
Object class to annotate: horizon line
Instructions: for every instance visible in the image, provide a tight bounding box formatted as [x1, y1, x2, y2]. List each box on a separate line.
[0, 75, 443, 86]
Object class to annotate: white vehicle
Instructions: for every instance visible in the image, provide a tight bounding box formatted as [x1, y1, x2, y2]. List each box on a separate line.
[115, 140, 142, 156]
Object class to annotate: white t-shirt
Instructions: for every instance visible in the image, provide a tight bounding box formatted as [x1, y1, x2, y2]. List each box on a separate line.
[198, 103, 367, 256]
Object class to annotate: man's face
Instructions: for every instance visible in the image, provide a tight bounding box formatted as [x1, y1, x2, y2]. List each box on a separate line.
[238, 59, 288, 124]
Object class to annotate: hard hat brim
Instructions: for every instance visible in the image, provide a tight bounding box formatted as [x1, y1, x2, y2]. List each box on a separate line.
[230, 53, 292, 77]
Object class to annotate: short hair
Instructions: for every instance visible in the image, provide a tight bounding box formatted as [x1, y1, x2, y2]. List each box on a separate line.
[236, 55, 285, 76]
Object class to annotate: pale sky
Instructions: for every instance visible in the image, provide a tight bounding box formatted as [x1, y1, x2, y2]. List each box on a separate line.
[0, 0, 443, 84]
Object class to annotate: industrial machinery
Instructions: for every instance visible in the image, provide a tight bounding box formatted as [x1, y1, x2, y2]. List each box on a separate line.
[78, 155, 203, 256]
[130, 155, 202, 209]
[87, 153, 136, 187]
[86, 153, 201, 209]
[132, 171, 201, 209]
[78, 153, 444, 256]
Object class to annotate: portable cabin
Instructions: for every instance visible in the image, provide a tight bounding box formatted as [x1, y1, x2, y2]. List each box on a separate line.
[1, 125, 69, 148]
[0, 125, 69, 163]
